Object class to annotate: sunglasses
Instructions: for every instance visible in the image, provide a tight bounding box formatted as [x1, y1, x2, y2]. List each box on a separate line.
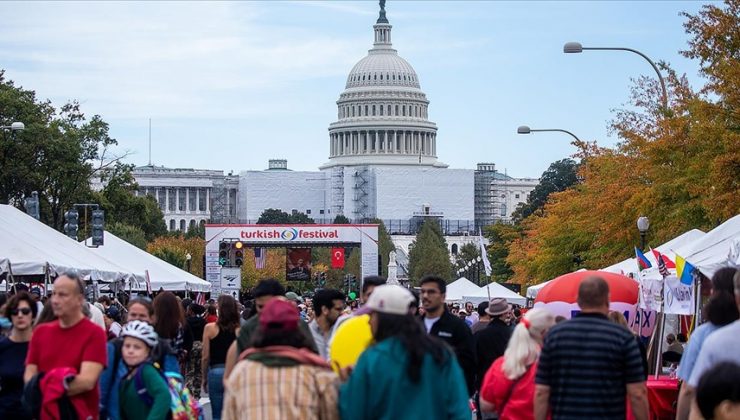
[11, 308, 32, 316]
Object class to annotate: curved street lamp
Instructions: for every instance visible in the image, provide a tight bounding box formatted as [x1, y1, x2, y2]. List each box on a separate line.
[517, 125, 581, 142]
[563, 42, 668, 111]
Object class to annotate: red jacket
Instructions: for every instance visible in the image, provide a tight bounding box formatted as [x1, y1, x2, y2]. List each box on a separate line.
[480, 357, 539, 420]
[40, 367, 97, 420]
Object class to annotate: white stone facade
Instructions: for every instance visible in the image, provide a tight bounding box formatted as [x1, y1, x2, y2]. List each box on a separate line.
[132, 166, 239, 231]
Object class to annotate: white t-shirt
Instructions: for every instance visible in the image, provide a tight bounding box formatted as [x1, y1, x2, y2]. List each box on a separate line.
[424, 316, 440, 333]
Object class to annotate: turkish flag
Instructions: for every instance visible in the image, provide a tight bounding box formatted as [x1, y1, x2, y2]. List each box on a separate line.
[331, 247, 345, 269]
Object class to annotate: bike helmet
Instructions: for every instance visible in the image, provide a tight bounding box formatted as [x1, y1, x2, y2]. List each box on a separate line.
[121, 320, 158, 348]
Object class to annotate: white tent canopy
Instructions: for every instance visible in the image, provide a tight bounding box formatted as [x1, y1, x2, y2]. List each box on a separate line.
[0, 205, 142, 283]
[526, 280, 552, 299]
[86, 231, 211, 292]
[446, 277, 526, 306]
[601, 229, 706, 276]
[464, 282, 526, 306]
[675, 215, 740, 279]
[445, 277, 483, 301]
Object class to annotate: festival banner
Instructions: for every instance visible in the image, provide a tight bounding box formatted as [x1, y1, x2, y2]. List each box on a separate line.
[286, 248, 312, 281]
[637, 268, 662, 311]
[663, 275, 694, 315]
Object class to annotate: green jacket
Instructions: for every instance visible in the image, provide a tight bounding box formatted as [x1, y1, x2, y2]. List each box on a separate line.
[119, 364, 171, 420]
[339, 337, 471, 420]
[236, 314, 318, 355]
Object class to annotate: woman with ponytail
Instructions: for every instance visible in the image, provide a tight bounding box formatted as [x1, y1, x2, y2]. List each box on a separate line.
[479, 308, 555, 420]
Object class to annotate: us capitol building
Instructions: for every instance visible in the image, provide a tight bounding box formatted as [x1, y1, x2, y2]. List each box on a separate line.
[130, 3, 538, 248]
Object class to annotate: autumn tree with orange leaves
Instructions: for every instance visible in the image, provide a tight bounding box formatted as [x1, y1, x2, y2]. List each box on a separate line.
[507, 0, 739, 286]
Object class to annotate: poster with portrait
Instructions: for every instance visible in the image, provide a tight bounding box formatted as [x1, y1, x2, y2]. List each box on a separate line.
[286, 248, 312, 281]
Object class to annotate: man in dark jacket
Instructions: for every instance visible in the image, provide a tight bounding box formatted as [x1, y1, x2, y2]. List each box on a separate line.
[420, 275, 477, 396]
[473, 298, 512, 390]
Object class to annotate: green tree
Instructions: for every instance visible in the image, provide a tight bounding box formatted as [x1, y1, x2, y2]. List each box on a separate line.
[332, 214, 351, 224]
[407, 219, 452, 284]
[151, 247, 187, 270]
[107, 221, 147, 249]
[511, 159, 579, 223]
[0, 70, 137, 232]
[484, 223, 520, 283]
[370, 218, 395, 277]
[257, 208, 314, 224]
[289, 212, 314, 224]
[92, 162, 167, 241]
[185, 221, 205, 239]
[257, 208, 292, 224]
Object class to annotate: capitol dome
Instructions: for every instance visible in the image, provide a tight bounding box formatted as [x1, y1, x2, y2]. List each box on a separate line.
[322, 2, 445, 169]
[345, 53, 420, 89]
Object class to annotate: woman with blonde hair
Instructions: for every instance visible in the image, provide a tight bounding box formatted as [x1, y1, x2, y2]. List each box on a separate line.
[479, 308, 554, 420]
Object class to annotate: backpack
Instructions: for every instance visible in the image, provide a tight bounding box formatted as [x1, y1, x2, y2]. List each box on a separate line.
[133, 362, 203, 420]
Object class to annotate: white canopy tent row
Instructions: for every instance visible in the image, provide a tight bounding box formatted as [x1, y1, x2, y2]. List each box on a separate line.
[673, 214, 740, 280]
[0, 205, 144, 287]
[445, 277, 526, 306]
[85, 231, 211, 292]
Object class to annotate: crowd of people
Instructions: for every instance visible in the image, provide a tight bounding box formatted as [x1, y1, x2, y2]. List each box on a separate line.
[0, 267, 738, 419]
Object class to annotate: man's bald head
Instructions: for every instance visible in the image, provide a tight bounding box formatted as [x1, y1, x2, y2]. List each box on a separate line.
[577, 276, 610, 312]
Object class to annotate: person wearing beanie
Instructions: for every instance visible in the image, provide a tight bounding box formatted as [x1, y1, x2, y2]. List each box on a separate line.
[222, 299, 339, 420]
[223, 279, 318, 380]
[117, 320, 170, 420]
[339, 285, 470, 420]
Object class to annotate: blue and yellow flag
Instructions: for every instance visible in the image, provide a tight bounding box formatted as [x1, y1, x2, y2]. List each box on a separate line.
[675, 254, 695, 285]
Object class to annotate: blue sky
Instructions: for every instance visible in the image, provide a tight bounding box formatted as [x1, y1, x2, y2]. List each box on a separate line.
[0, 1, 708, 178]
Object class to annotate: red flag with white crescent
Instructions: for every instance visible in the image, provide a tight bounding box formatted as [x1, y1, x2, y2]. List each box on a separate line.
[331, 247, 345, 269]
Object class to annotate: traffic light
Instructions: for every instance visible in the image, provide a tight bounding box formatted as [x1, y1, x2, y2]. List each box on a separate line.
[219, 241, 229, 266]
[233, 241, 244, 267]
[64, 209, 79, 240]
[319, 272, 326, 288]
[91, 209, 105, 246]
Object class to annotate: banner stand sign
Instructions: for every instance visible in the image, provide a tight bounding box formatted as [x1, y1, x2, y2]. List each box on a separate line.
[205, 224, 379, 295]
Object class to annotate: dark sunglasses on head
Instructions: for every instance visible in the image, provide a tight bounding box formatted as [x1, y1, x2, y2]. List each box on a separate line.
[11, 308, 32, 316]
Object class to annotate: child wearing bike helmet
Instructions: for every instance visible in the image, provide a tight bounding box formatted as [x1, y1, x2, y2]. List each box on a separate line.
[119, 320, 170, 420]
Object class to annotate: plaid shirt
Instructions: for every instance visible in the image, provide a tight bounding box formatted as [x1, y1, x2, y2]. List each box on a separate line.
[223, 360, 340, 420]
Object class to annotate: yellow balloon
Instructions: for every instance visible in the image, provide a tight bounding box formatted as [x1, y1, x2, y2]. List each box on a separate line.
[328, 314, 373, 373]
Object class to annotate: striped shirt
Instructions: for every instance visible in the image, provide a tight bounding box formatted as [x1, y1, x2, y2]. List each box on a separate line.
[223, 360, 340, 420]
[535, 312, 645, 419]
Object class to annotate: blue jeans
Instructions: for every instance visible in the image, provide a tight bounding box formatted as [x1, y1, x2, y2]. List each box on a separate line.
[207, 365, 226, 420]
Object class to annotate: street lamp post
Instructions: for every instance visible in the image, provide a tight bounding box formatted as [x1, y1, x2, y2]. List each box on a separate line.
[517, 126, 581, 142]
[637, 216, 650, 250]
[563, 42, 668, 111]
[186, 253, 192, 273]
[0, 122, 25, 131]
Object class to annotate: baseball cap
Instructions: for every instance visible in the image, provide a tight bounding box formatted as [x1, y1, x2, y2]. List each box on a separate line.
[259, 299, 299, 332]
[486, 298, 509, 316]
[365, 285, 414, 316]
[285, 291, 301, 303]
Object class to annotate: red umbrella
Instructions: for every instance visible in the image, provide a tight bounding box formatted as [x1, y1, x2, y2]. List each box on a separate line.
[535, 270, 638, 304]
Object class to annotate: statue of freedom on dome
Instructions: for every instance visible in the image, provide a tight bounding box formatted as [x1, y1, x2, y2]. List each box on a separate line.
[377, 0, 389, 24]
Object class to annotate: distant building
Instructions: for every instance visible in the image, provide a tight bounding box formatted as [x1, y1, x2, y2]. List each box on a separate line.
[127, 4, 538, 233]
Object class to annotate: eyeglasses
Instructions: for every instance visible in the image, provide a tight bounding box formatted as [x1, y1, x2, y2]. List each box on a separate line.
[11, 308, 32, 316]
